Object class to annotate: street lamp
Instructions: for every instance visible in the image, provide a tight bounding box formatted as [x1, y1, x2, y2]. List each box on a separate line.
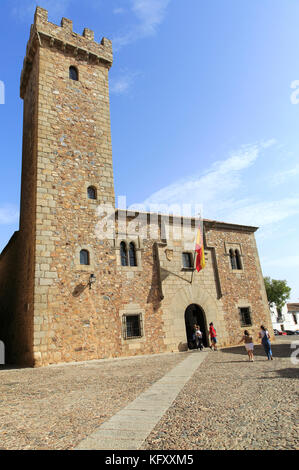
[88, 273, 96, 290]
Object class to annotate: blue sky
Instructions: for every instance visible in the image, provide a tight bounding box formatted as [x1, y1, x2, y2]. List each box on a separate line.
[0, 0, 298, 301]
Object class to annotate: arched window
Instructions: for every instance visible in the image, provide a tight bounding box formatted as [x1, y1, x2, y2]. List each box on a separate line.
[129, 242, 137, 267]
[69, 66, 78, 81]
[87, 186, 97, 200]
[235, 250, 242, 270]
[80, 249, 90, 265]
[229, 249, 237, 270]
[120, 242, 128, 266]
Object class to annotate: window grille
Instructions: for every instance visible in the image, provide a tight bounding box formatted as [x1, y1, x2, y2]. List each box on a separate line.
[122, 314, 143, 339]
[239, 307, 252, 327]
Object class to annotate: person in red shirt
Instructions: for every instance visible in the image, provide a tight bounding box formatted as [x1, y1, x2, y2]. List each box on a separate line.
[209, 322, 217, 350]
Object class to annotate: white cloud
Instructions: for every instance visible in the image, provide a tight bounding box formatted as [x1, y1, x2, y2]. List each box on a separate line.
[270, 163, 299, 186]
[142, 140, 276, 214]
[113, 7, 125, 15]
[110, 70, 140, 95]
[227, 198, 299, 227]
[0, 205, 19, 225]
[113, 0, 171, 50]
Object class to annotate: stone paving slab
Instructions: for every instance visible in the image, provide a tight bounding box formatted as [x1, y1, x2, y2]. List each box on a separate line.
[75, 352, 209, 450]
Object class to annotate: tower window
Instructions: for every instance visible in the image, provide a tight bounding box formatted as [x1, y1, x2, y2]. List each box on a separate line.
[87, 186, 97, 200]
[80, 249, 90, 265]
[69, 66, 78, 81]
[129, 242, 137, 267]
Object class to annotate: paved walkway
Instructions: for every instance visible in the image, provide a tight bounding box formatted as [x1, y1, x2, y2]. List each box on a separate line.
[0, 337, 298, 450]
[75, 352, 208, 450]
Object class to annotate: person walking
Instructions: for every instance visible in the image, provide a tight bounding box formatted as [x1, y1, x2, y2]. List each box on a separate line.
[239, 330, 254, 361]
[195, 326, 204, 351]
[209, 322, 217, 351]
[259, 325, 273, 360]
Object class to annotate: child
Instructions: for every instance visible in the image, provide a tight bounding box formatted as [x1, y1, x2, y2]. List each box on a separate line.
[195, 327, 204, 350]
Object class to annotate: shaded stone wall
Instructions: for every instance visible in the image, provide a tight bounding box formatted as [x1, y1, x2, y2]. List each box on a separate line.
[205, 226, 273, 345]
[0, 233, 20, 364]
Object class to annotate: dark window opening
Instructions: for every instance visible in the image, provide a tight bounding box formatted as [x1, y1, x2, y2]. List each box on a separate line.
[182, 252, 193, 269]
[80, 249, 90, 265]
[239, 307, 252, 327]
[129, 242, 137, 267]
[120, 241, 128, 266]
[235, 249, 242, 270]
[69, 66, 78, 81]
[87, 186, 97, 200]
[123, 314, 143, 339]
[229, 249, 237, 270]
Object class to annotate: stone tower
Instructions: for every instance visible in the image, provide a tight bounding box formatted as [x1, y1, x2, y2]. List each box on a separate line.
[16, 7, 115, 365]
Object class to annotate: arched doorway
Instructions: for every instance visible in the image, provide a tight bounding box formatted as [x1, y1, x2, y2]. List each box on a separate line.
[184, 304, 208, 349]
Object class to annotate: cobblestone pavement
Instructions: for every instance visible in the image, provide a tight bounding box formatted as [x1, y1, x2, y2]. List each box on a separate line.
[0, 352, 188, 450]
[142, 337, 299, 450]
[0, 337, 298, 450]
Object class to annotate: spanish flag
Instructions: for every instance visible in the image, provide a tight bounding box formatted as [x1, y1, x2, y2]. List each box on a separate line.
[195, 222, 205, 272]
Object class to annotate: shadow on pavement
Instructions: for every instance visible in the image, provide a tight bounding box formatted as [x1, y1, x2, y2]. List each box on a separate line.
[262, 368, 299, 379]
[220, 341, 296, 359]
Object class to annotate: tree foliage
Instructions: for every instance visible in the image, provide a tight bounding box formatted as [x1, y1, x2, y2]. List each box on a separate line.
[264, 277, 291, 310]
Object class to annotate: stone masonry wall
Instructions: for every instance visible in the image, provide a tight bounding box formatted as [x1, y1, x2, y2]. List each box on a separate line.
[205, 226, 273, 345]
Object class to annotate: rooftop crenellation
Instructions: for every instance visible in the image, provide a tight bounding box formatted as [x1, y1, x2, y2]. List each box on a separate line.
[20, 6, 113, 98]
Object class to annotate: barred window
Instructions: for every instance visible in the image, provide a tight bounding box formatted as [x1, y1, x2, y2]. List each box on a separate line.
[69, 66, 78, 81]
[122, 314, 143, 339]
[80, 249, 90, 266]
[239, 307, 252, 327]
[182, 252, 193, 269]
[129, 242, 137, 267]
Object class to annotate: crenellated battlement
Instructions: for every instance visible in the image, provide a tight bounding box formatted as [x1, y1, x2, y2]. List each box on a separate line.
[20, 7, 113, 98]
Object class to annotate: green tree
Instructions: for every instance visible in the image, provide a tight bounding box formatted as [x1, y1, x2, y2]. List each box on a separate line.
[264, 277, 291, 310]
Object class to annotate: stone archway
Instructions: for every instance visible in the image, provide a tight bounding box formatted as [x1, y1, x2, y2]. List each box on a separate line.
[163, 283, 225, 352]
[184, 304, 208, 349]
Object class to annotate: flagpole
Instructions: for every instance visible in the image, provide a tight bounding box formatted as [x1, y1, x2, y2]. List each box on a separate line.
[190, 213, 201, 284]
[190, 249, 197, 284]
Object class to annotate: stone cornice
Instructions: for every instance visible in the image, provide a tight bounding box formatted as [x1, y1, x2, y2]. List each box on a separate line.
[115, 209, 259, 233]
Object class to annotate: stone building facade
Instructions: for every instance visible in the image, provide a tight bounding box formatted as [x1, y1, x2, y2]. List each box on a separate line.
[0, 8, 273, 367]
